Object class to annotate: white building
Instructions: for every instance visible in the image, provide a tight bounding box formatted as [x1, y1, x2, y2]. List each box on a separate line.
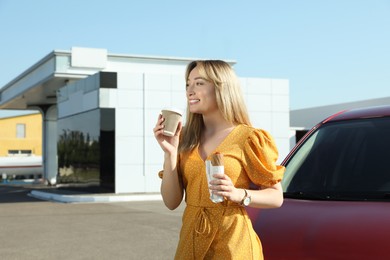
[0, 47, 290, 193]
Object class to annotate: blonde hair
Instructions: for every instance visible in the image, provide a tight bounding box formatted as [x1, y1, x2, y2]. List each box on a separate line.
[179, 60, 251, 153]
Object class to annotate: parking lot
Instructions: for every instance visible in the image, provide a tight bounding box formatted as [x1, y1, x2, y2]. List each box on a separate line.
[0, 184, 184, 260]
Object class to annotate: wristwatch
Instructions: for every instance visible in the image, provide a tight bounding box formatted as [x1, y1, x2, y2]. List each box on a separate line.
[240, 189, 251, 206]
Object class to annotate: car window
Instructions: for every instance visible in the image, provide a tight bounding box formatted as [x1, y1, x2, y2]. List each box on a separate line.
[283, 117, 390, 201]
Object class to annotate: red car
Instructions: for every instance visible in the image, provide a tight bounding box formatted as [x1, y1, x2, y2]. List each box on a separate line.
[248, 105, 390, 260]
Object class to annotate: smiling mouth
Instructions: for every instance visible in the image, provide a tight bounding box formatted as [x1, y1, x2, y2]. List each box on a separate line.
[189, 99, 200, 104]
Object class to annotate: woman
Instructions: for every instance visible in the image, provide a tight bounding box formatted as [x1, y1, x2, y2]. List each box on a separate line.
[153, 60, 285, 259]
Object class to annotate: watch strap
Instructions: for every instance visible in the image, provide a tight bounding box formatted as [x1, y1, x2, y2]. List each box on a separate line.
[240, 189, 248, 206]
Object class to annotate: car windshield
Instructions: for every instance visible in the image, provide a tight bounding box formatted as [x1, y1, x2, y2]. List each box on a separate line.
[283, 117, 390, 201]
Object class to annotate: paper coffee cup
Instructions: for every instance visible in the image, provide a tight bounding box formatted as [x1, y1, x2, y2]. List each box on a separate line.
[161, 108, 182, 137]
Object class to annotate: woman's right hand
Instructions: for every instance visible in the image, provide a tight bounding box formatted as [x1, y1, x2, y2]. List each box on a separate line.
[153, 114, 182, 155]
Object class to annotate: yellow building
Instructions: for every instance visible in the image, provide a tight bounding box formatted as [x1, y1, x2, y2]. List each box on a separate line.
[0, 111, 42, 156]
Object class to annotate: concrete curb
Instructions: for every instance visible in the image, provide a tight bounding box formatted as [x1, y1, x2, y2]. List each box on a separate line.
[29, 190, 163, 203]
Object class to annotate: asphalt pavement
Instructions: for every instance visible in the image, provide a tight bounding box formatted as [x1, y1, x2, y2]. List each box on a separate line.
[0, 184, 185, 260]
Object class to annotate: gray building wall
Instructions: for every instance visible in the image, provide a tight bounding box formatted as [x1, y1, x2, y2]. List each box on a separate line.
[291, 97, 390, 130]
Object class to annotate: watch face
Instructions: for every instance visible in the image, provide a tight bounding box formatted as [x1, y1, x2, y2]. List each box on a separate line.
[243, 197, 251, 206]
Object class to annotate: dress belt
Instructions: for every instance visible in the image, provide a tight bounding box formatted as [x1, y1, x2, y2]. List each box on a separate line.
[189, 203, 244, 259]
[195, 207, 211, 235]
[189, 203, 242, 236]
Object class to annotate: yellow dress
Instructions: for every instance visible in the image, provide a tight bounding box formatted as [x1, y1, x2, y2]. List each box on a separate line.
[174, 124, 285, 260]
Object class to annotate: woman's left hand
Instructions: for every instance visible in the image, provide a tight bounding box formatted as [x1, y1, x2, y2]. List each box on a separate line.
[209, 173, 245, 204]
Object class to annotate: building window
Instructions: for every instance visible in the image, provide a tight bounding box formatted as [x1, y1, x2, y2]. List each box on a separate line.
[16, 123, 26, 138]
[8, 150, 19, 155]
[8, 150, 32, 156]
[21, 150, 32, 155]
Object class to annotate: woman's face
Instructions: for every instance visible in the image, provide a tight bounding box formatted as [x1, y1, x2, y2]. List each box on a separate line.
[186, 66, 218, 115]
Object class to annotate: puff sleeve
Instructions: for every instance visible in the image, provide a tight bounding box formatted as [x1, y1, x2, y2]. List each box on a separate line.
[242, 129, 285, 187]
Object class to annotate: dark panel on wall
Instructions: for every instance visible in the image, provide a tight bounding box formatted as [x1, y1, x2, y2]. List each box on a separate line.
[99, 108, 115, 191]
[57, 108, 115, 193]
[100, 72, 117, 89]
[296, 130, 309, 144]
[57, 109, 100, 187]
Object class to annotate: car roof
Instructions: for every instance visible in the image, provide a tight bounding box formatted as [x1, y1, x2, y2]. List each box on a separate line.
[324, 105, 390, 123]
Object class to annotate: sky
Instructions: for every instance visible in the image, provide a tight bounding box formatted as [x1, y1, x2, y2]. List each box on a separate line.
[0, 0, 389, 110]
